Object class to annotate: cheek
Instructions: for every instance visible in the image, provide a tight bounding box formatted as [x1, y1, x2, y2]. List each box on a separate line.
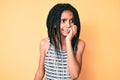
[60, 23, 64, 29]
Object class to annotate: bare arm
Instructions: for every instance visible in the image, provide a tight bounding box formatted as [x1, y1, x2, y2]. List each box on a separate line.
[65, 25, 85, 79]
[34, 38, 48, 80]
[66, 39, 85, 79]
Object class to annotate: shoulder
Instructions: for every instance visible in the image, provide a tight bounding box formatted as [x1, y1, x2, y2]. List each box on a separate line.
[78, 39, 85, 48]
[77, 39, 85, 55]
[40, 38, 49, 46]
[40, 38, 49, 53]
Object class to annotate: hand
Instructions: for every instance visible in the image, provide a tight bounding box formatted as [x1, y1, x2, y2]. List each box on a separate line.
[66, 25, 77, 41]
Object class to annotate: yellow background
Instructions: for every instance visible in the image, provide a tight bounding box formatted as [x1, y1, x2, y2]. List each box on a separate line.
[0, 0, 120, 80]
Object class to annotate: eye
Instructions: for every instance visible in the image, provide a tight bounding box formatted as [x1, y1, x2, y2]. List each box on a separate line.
[61, 19, 66, 23]
[69, 19, 74, 23]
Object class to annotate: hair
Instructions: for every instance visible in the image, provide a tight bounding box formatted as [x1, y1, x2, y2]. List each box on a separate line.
[46, 3, 81, 52]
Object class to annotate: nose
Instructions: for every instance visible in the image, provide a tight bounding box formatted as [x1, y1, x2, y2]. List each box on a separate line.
[66, 21, 71, 28]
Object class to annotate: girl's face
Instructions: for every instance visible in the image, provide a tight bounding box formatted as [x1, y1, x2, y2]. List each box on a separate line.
[60, 10, 74, 37]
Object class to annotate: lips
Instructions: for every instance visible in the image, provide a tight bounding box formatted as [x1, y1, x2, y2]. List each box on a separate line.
[62, 28, 70, 34]
[63, 29, 69, 33]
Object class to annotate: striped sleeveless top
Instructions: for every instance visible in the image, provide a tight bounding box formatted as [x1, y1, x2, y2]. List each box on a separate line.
[44, 41, 71, 80]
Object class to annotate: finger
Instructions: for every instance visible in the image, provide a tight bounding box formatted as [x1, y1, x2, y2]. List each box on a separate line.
[70, 27, 73, 32]
[70, 27, 73, 34]
[72, 25, 76, 31]
[72, 26, 74, 31]
[74, 25, 77, 29]
[74, 25, 77, 31]
[73, 25, 77, 35]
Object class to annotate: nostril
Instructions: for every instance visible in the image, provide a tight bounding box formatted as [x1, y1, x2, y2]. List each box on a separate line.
[66, 24, 70, 28]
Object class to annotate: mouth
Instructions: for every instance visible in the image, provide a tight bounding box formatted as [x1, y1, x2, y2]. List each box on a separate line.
[62, 28, 70, 34]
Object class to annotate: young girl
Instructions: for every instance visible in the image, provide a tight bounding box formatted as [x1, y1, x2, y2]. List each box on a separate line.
[34, 3, 85, 80]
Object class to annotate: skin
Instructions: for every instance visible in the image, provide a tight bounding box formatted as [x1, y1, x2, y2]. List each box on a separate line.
[34, 10, 85, 80]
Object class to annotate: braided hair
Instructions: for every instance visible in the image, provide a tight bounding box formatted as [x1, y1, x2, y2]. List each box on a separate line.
[46, 3, 81, 52]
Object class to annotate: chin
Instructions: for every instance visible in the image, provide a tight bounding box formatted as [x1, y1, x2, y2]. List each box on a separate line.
[60, 30, 69, 37]
[61, 33, 68, 37]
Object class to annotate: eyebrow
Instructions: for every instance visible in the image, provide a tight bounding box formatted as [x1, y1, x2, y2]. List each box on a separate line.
[61, 18, 74, 20]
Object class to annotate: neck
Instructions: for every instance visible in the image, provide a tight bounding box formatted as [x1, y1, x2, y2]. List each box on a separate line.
[54, 35, 67, 51]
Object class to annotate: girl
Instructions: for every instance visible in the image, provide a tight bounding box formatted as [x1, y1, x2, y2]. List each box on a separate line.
[34, 3, 85, 80]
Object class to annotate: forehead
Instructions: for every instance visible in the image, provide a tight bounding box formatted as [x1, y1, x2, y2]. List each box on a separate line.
[61, 10, 74, 18]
